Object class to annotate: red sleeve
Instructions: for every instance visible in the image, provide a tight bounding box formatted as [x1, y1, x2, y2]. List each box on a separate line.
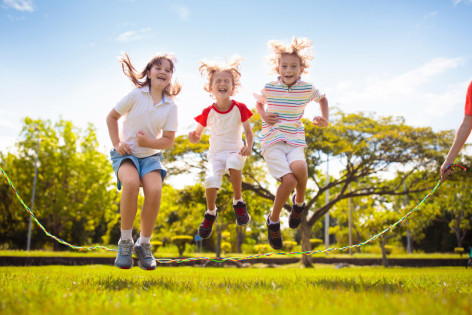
[194, 106, 212, 127]
[234, 101, 253, 122]
[465, 81, 472, 116]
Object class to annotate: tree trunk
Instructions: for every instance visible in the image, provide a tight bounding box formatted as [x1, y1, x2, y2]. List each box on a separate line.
[236, 225, 245, 254]
[379, 237, 389, 267]
[216, 220, 222, 258]
[454, 211, 464, 248]
[299, 219, 313, 267]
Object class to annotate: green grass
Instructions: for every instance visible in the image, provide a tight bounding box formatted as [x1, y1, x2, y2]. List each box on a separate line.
[1, 265, 471, 315]
[0, 249, 467, 260]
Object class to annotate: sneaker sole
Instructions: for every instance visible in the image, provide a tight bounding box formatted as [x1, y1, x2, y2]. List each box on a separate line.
[198, 229, 213, 239]
[235, 214, 251, 226]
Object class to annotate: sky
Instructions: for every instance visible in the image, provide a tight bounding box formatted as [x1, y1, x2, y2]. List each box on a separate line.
[1, 0, 472, 159]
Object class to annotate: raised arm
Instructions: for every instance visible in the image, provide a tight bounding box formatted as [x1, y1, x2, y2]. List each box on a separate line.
[441, 115, 472, 177]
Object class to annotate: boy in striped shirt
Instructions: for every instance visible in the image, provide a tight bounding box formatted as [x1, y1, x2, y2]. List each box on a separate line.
[254, 37, 329, 249]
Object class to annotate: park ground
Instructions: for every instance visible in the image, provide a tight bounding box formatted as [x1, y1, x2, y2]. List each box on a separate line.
[1, 264, 471, 315]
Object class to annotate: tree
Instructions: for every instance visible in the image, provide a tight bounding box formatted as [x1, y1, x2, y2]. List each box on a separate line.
[242, 110, 453, 266]
[0, 118, 117, 250]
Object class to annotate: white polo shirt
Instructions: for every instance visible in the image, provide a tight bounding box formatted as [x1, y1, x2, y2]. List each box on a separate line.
[114, 86, 178, 158]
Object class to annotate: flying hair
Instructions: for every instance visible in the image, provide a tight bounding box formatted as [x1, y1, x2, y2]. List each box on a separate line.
[119, 52, 182, 96]
[267, 37, 314, 75]
[199, 56, 243, 96]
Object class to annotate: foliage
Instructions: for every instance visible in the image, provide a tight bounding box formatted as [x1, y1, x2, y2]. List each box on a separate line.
[171, 235, 193, 256]
[0, 118, 117, 250]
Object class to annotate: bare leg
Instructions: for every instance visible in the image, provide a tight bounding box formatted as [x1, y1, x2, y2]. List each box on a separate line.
[140, 171, 162, 237]
[117, 160, 140, 230]
[290, 161, 308, 204]
[270, 173, 297, 222]
[205, 188, 218, 210]
[229, 168, 242, 200]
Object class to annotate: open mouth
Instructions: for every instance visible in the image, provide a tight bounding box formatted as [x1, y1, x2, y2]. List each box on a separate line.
[218, 87, 228, 93]
[157, 76, 167, 81]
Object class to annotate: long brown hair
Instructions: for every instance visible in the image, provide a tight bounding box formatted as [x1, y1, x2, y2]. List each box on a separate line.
[119, 52, 182, 96]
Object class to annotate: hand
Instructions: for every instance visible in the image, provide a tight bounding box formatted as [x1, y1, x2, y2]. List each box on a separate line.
[313, 116, 329, 127]
[262, 111, 279, 125]
[188, 131, 201, 143]
[114, 141, 132, 155]
[440, 159, 455, 178]
[239, 145, 252, 156]
[136, 130, 150, 147]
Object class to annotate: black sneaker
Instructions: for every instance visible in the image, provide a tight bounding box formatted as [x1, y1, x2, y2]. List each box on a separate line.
[288, 194, 305, 229]
[198, 212, 217, 239]
[233, 201, 251, 226]
[266, 214, 283, 250]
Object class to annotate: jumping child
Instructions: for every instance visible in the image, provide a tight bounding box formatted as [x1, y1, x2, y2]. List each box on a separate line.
[254, 37, 329, 249]
[188, 57, 254, 239]
[106, 52, 180, 270]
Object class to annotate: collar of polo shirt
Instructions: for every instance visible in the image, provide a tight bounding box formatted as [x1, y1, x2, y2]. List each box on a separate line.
[140, 85, 172, 107]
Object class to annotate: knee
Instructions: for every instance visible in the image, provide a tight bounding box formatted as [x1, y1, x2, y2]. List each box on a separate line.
[281, 173, 298, 188]
[291, 162, 308, 181]
[143, 185, 162, 200]
[205, 175, 222, 189]
[121, 176, 140, 195]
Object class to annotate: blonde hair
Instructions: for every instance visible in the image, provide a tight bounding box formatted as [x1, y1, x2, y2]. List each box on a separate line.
[119, 52, 182, 96]
[267, 37, 314, 75]
[199, 56, 243, 96]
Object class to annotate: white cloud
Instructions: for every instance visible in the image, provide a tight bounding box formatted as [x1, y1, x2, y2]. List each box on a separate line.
[334, 57, 465, 128]
[171, 5, 189, 20]
[423, 11, 437, 19]
[3, 0, 35, 12]
[452, 0, 472, 6]
[116, 28, 151, 42]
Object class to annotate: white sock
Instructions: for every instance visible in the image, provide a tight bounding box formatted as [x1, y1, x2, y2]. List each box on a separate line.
[120, 229, 133, 241]
[139, 235, 151, 244]
[268, 211, 279, 224]
[233, 198, 244, 205]
[206, 208, 217, 216]
[296, 201, 305, 207]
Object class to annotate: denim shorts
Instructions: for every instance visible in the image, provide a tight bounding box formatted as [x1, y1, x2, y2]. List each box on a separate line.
[110, 149, 167, 190]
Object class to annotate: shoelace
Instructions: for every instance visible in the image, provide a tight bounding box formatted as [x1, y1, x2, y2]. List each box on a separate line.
[269, 230, 281, 239]
[120, 243, 133, 256]
[142, 245, 153, 258]
[234, 207, 247, 217]
[202, 219, 213, 229]
[291, 209, 303, 219]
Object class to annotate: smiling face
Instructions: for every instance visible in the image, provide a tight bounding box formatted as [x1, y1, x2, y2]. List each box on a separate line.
[147, 58, 173, 90]
[278, 54, 303, 87]
[209, 71, 233, 100]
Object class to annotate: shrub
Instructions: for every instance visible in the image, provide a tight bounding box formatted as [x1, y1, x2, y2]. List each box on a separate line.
[150, 241, 163, 254]
[254, 244, 272, 254]
[310, 238, 323, 247]
[171, 235, 193, 256]
[454, 247, 465, 256]
[284, 241, 297, 251]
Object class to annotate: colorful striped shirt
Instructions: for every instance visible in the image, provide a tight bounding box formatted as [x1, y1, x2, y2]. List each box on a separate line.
[254, 78, 325, 153]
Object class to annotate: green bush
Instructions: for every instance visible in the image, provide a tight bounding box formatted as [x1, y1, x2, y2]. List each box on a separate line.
[171, 236, 193, 256]
[454, 247, 465, 256]
[283, 241, 297, 251]
[150, 241, 163, 254]
[254, 244, 272, 254]
[310, 238, 323, 247]
[221, 242, 231, 253]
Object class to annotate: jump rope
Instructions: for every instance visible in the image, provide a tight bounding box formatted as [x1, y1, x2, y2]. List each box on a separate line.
[0, 164, 466, 264]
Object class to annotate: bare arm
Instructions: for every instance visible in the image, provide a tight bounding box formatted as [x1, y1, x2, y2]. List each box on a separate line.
[106, 109, 132, 155]
[137, 130, 176, 150]
[188, 124, 205, 143]
[441, 115, 472, 177]
[256, 102, 278, 125]
[240, 120, 254, 156]
[313, 96, 329, 127]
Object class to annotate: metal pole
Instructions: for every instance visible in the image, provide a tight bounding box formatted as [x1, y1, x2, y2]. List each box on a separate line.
[27, 132, 39, 251]
[324, 155, 329, 249]
[348, 183, 352, 255]
[404, 182, 412, 254]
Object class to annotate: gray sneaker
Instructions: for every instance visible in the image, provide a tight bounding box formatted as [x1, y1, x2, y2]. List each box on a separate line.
[133, 238, 157, 270]
[115, 239, 134, 269]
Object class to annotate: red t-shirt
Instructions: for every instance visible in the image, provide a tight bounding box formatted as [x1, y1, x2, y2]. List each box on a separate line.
[464, 81, 472, 116]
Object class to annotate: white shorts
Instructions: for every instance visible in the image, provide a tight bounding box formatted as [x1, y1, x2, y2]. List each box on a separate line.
[205, 151, 246, 189]
[262, 142, 306, 181]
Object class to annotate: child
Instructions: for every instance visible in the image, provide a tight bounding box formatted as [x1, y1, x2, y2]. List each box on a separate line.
[441, 80, 472, 178]
[188, 57, 254, 239]
[254, 37, 329, 249]
[106, 52, 180, 270]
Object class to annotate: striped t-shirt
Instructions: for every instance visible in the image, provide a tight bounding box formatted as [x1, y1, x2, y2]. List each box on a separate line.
[254, 78, 325, 153]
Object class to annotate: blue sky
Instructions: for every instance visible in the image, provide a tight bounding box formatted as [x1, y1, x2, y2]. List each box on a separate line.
[1, 0, 472, 157]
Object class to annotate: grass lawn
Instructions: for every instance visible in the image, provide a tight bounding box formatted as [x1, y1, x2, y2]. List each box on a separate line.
[1, 265, 471, 315]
